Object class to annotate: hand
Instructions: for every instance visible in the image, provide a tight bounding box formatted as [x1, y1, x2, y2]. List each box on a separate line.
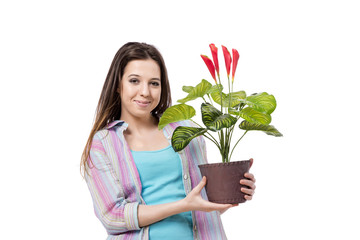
[240, 158, 256, 201]
[182, 176, 238, 213]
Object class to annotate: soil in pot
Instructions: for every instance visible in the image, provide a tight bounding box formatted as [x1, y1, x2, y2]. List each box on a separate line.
[198, 160, 251, 204]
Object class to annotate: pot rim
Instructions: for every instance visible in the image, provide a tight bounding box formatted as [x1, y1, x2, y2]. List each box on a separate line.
[198, 159, 251, 168]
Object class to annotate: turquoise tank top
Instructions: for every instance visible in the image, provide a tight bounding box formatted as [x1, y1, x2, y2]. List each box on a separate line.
[131, 145, 193, 240]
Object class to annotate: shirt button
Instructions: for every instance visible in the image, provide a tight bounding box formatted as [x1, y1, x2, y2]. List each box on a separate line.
[194, 225, 197, 231]
[183, 174, 188, 180]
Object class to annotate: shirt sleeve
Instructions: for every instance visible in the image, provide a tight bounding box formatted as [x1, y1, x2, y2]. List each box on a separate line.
[85, 133, 140, 235]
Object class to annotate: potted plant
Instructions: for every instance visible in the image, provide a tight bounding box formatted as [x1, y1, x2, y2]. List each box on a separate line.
[158, 43, 282, 204]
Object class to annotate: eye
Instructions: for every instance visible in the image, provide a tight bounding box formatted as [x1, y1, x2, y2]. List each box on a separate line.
[151, 81, 160, 86]
[129, 78, 139, 83]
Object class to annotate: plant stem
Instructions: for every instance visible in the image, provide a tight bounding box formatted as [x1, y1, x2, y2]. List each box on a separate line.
[217, 130, 221, 155]
[226, 127, 233, 162]
[217, 77, 223, 113]
[231, 81, 234, 99]
[228, 125, 235, 153]
[227, 76, 231, 112]
[190, 119, 221, 153]
[203, 130, 219, 147]
[220, 129, 226, 162]
[190, 119, 203, 128]
[225, 128, 230, 162]
[227, 103, 245, 162]
[229, 130, 248, 161]
[203, 133, 221, 150]
[206, 93, 213, 106]
[229, 112, 241, 145]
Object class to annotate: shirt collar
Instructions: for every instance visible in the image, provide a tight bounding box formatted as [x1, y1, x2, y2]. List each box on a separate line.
[105, 120, 128, 130]
[104, 119, 173, 138]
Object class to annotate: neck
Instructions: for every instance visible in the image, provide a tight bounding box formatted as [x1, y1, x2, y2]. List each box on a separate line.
[120, 114, 159, 135]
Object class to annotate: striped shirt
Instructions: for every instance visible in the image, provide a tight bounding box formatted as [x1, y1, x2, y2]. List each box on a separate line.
[85, 119, 227, 240]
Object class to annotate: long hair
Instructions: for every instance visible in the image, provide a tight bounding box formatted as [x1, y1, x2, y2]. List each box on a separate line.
[81, 42, 172, 177]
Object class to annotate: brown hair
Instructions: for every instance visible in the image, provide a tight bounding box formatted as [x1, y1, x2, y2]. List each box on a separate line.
[81, 42, 172, 176]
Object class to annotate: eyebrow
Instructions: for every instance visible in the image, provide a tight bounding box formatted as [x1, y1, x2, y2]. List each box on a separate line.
[127, 74, 140, 78]
[127, 74, 160, 81]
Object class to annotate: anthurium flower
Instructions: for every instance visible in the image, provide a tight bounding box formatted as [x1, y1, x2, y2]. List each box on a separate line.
[209, 43, 220, 79]
[222, 45, 232, 78]
[232, 48, 240, 82]
[201, 54, 217, 83]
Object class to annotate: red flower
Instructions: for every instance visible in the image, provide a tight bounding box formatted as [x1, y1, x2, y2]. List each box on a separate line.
[232, 48, 240, 82]
[201, 55, 217, 83]
[209, 44, 219, 78]
[222, 45, 232, 78]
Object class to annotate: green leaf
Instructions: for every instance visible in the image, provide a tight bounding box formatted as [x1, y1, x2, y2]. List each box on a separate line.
[182, 85, 194, 93]
[158, 104, 196, 129]
[211, 90, 246, 108]
[209, 89, 223, 105]
[237, 107, 272, 125]
[239, 120, 283, 137]
[245, 92, 276, 114]
[171, 126, 207, 152]
[201, 103, 237, 131]
[207, 84, 223, 94]
[177, 79, 212, 103]
[229, 91, 247, 105]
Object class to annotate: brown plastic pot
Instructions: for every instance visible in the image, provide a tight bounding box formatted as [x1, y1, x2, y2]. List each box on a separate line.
[198, 160, 251, 204]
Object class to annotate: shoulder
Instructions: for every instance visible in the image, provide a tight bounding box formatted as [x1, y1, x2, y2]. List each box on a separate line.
[93, 120, 127, 141]
[94, 128, 109, 138]
[92, 129, 111, 143]
[89, 129, 109, 153]
[91, 125, 124, 151]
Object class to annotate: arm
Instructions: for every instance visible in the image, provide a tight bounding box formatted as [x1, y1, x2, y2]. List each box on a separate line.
[138, 176, 234, 227]
[85, 133, 140, 234]
[86, 133, 234, 232]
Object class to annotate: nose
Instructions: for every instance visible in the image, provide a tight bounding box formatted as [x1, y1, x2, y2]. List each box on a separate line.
[140, 82, 150, 97]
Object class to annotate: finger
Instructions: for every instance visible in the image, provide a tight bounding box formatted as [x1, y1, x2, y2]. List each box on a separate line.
[240, 179, 256, 190]
[216, 203, 234, 212]
[217, 202, 240, 212]
[220, 203, 238, 214]
[241, 187, 255, 196]
[249, 158, 254, 168]
[244, 173, 256, 182]
[244, 194, 253, 201]
[194, 176, 207, 192]
[205, 202, 233, 212]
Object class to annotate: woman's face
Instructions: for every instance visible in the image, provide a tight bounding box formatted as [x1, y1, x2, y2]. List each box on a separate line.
[118, 59, 161, 121]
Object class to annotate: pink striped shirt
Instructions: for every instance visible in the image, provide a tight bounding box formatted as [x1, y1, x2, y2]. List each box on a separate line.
[85, 120, 227, 239]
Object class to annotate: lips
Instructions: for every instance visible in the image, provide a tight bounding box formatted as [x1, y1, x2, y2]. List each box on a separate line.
[135, 100, 151, 107]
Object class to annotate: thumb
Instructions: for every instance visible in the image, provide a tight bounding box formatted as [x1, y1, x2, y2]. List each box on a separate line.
[249, 158, 254, 168]
[194, 176, 207, 192]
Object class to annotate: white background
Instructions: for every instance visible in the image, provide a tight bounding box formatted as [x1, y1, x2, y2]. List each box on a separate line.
[1, 0, 359, 239]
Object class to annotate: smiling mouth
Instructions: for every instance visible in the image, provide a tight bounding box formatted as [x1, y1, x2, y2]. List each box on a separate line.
[135, 100, 151, 104]
[135, 100, 151, 107]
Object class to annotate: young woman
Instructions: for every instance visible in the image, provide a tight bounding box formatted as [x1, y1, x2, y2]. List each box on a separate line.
[81, 42, 256, 240]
